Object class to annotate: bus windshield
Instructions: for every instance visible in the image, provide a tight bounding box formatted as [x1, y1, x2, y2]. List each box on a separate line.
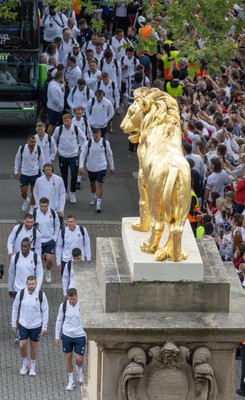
[0, 0, 39, 50]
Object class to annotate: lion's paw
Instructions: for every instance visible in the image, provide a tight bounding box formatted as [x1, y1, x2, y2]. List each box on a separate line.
[154, 248, 168, 261]
[140, 241, 156, 254]
[132, 221, 149, 232]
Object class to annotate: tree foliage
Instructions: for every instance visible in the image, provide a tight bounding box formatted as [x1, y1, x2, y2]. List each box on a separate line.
[1, 0, 243, 71]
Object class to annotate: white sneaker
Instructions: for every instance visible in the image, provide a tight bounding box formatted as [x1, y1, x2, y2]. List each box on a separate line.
[29, 369, 36, 376]
[90, 197, 96, 206]
[22, 197, 30, 212]
[45, 270, 52, 284]
[66, 381, 75, 391]
[20, 365, 29, 375]
[69, 192, 76, 204]
[96, 204, 102, 213]
[76, 365, 84, 384]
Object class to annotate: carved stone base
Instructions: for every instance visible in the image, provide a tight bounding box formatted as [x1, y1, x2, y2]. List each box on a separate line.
[74, 234, 245, 400]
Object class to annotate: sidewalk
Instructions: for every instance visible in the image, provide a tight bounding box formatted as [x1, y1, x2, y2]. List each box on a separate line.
[0, 222, 242, 399]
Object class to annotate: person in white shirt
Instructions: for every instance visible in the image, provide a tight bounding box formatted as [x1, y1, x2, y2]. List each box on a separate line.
[12, 276, 49, 376]
[33, 197, 60, 284]
[58, 29, 79, 63]
[204, 157, 231, 201]
[53, 114, 86, 204]
[64, 56, 82, 90]
[83, 59, 102, 94]
[8, 238, 43, 298]
[81, 32, 98, 54]
[79, 128, 115, 212]
[62, 44, 84, 67]
[41, 6, 67, 48]
[86, 90, 115, 139]
[47, 71, 65, 135]
[72, 106, 92, 189]
[67, 78, 94, 115]
[14, 135, 45, 214]
[99, 50, 122, 90]
[7, 214, 42, 257]
[56, 215, 91, 271]
[97, 72, 120, 134]
[121, 47, 140, 91]
[93, 42, 104, 61]
[108, 28, 127, 60]
[55, 288, 86, 391]
[34, 122, 57, 164]
[33, 163, 66, 228]
[72, 106, 92, 140]
[62, 248, 81, 299]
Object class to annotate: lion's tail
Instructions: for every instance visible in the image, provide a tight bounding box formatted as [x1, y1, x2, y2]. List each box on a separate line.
[163, 164, 179, 223]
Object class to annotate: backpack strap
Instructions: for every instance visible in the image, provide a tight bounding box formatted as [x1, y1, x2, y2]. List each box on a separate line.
[48, 135, 52, 151]
[57, 125, 63, 147]
[83, 117, 88, 139]
[90, 97, 95, 114]
[20, 145, 25, 166]
[79, 226, 85, 247]
[71, 86, 77, 101]
[87, 139, 92, 157]
[50, 209, 56, 229]
[86, 86, 90, 100]
[14, 252, 20, 274]
[121, 56, 124, 65]
[62, 300, 67, 323]
[74, 125, 79, 145]
[100, 59, 104, 71]
[18, 288, 25, 315]
[102, 138, 107, 157]
[67, 260, 72, 276]
[112, 81, 115, 105]
[14, 223, 24, 241]
[33, 252, 38, 274]
[61, 227, 65, 247]
[114, 59, 119, 76]
[31, 228, 37, 251]
[97, 80, 101, 90]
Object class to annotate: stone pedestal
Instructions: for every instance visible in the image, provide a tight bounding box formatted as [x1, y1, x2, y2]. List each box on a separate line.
[74, 219, 245, 400]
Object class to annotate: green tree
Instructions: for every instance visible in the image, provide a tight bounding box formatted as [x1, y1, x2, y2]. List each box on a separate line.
[1, 0, 243, 71]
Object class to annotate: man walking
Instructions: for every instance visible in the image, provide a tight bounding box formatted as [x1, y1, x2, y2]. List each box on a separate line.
[79, 128, 114, 212]
[8, 238, 43, 299]
[14, 135, 45, 214]
[33, 197, 60, 283]
[11, 276, 49, 376]
[56, 215, 91, 273]
[7, 214, 42, 257]
[86, 90, 114, 139]
[33, 163, 66, 228]
[53, 114, 86, 204]
[35, 122, 57, 164]
[55, 288, 86, 390]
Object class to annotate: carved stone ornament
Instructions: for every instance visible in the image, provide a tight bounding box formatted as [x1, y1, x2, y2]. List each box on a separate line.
[119, 343, 217, 400]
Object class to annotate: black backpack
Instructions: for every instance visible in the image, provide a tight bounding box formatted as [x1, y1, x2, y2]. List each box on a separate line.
[61, 226, 85, 275]
[71, 86, 90, 102]
[14, 251, 38, 274]
[57, 124, 79, 146]
[14, 224, 38, 251]
[87, 138, 107, 157]
[33, 208, 56, 230]
[18, 288, 43, 314]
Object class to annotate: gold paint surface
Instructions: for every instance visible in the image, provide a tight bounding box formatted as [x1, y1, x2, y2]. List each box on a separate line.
[121, 88, 191, 262]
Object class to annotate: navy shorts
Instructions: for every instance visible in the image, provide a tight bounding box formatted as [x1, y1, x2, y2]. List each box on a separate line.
[88, 169, 107, 183]
[20, 174, 40, 187]
[47, 107, 62, 126]
[42, 239, 55, 255]
[19, 324, 42, 342]
[62, 334, 86, 355]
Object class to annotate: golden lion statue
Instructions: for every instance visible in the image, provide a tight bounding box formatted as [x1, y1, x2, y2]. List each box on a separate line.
[121, 87, 191, 262]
